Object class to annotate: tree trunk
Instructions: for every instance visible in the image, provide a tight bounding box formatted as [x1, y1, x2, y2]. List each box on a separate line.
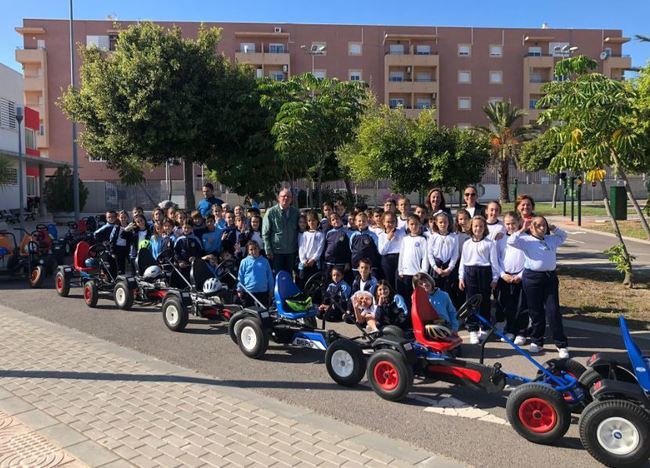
[183, 160, 195, 210]
[138, 182, 157, 208]
[343, 177, 354, 200]
[551, 174, 559, 208]
[599, 180, 633, 286]
[498, 151, 510, 203]
[316, 161, 325, 209]
[613, 158, 650, 240]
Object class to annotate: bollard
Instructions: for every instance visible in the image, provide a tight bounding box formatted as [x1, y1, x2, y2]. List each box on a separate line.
[570, 176, 576, 222]
[513, 178, 518, 205]
[577, 181, 582, 226]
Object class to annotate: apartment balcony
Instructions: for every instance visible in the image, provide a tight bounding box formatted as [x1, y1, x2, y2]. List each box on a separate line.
[602, 55, 632, 78]
[235, 51, 290, 67]
[23, 75, 45, 93]
[526, 81, 548, 95]
[523, 55, 554, 69]
[16, 47, 46, 64]
[385, 53, 439, 67]
[37, 133, 48, 150]
[386, 80, 438, 94]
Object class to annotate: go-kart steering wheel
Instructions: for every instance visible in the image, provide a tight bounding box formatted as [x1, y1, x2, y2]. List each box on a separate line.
[457, 294, 483, 320]
[215, 259, 236, 279]
[88, 243, 107, 257]
[36, 223, 48, 231]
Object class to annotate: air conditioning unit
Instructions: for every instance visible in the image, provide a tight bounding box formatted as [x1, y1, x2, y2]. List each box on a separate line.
[274, 27, 282, 33]
[599, 50, 610, 60]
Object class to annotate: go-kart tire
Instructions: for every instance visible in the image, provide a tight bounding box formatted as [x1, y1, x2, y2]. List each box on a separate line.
[579, 399, 650, 468]
[114, 281, 134, 310]
[83, 281, 99, 308]
[325, 339, 366, 387]
[44, 256, 58, 276]
[537, 358, 589, 413]
[228, 311, 249, 344]
[162, 296, 189, 332]
[29, 265, 45, 288]
[506, 382, 571, 445]
[366, 349, 413, 402]
[55, 271, 70, 297]
[236, 318, 268, 359]
[381, 325, 405, 339]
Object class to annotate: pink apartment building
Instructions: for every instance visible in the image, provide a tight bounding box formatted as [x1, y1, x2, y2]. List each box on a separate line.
[15, 19, 631, 187]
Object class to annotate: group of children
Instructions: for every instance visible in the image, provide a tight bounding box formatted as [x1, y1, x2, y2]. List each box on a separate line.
[93, 188, 570, 358]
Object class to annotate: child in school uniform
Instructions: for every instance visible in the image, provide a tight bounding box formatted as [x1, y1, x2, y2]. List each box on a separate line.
[320, 201, 334, 232]
[458, 216, 499, 345]
[297, 211, 325, 288]
[427, 211, 459, 295]
[322, 212, 352, 282]
[373, 280, 409, 331]
[237, 241, 274, 307]
[349, 211, 381, 279]
[412, 272, 459, 334]
[238, 215, 264, 258]
[508, 215, 569, 358]
[396, 196, 411, 231]
[485, 201, 507, 241]
[496, 212, 528, 345]
[378, 211, 403, 293]
[211, 203, 227, 229]
[450, 209, 471, 309]
[396, 214, 429, 311]
[318, 266, 352, 321]
[349, 290, 378, 332]
[370, 208, 384, 237]
[202, 215, 221, 256]
[350, 258, 378, 296]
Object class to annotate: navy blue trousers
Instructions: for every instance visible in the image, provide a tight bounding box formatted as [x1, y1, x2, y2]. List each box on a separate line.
[463, 265, 493, 332]
[521, 269, 567, 348]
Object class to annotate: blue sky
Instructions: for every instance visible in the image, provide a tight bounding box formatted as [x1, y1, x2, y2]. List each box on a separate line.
[2, 0, 649, 72]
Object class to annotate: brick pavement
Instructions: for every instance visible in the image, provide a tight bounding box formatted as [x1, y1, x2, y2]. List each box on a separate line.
[0, 304, 465, 468]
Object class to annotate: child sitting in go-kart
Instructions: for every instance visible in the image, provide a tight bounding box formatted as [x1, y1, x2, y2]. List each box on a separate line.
[373, 280, 410, 331]
[348, 290, 378, 332]
[412, 272, 459, 339]
[237, 241, 273, 307]
[318, 266, 351, 321]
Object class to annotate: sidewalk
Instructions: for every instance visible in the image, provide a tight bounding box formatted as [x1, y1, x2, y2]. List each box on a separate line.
[0, 304, 464, 468]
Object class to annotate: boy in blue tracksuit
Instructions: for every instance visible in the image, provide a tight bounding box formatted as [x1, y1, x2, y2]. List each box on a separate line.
[322, 213, 351, 281]
[348, 212, 381, 279]
[237, 241, 274, 307]
[318, 266, 352, 322]
[202, 215, 222, 255]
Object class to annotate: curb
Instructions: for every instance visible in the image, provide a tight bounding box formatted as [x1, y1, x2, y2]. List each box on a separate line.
[551, 219, 650, 246]
[564, 318, 650, 343]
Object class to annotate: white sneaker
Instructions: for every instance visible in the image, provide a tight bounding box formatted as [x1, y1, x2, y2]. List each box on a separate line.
[557, 347, 570, 359]
[500, 333, 515, 343]
[469, 331, 480, 344]
[514, 335, 527, 346]
[529, 343, 542, 354]
[479, 329, 490, 342]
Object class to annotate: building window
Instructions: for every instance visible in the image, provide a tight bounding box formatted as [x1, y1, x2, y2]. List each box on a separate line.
[389, 71, 404, 82]
[88, 155, 106, 162]
[240, 43, 256, 53]
[529, 99, 539, 109]
[348, 42, 362, 55]
[488, 97, 503, 105]
[0, 98, 16, 130]
[389, 44, 405, 55]
[489, 70, 503, 84]
[415, 97, 431, 109]
[458, 70, 471, 84]
[86, 35, 110, 51]
[25, 128, 36, 149]
[268, 43, 285, 53]
[269, 71, 285, 81]
[389, 98, 405, 108]
[4, 167, 17, 185]
[348, 70, 362, 81]
[489, 44, 503, 57]
[311, 42, 327, 55]
[108, 34, 118, 51]
[458, 97, 472, 110]
[528, 46, 542, 56]
[458, 44, 471, 57]
[26, 176, 37, 197]
[415, 71, 432, 82]
[313, 69, 326, 80]
[415, 44, 431, 55]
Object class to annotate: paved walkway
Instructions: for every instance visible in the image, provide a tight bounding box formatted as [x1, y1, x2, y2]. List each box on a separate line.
[0, 304, 464, 468]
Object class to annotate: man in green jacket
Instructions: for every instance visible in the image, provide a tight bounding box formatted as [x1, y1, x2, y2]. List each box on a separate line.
[262, 188, 299, 275]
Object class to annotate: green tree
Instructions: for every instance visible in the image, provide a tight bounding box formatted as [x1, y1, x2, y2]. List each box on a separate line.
[518, 132, 563, 206]
[475, 100, 535, 203]
[260, 74, 366, 205]
[43, 165, 88, 212]
[60, 22, 246, 209]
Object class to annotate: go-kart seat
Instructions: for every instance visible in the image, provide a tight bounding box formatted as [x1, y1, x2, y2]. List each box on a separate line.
[47, 223, 58, 240]
[190, 257, 216, 294]
[619, 315, 650, 393]
[73, 241, 95, 272]
[274, 270, 317, 320]
[411, 287, 462, 353]
[136, 248, 157, 277]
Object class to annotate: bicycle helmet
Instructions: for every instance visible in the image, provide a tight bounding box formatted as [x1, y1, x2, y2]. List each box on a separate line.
[84, 258, 99, 269]
[143, 265, 163, 280]
[424, 323, 453, 341]
[203, 277, 223, 294]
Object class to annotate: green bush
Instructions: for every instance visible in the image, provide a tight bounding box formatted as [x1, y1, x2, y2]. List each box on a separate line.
[43, 165, 88, 212]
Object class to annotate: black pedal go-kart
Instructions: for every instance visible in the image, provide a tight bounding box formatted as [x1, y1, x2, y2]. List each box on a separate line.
[0, 228, 47, 288]
[160, 256, 242, 332]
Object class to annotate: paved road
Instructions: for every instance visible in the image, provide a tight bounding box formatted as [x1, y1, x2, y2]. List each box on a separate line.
[0, 275, 636, 468]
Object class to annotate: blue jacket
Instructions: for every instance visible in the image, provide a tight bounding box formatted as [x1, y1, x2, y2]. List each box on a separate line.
[173, 234, 202, 262]
[202, 230, 221, 255]
[322, 280, 352, 306]
[150, 236, 165, 259]
[351, 275, 378, 296]
[429, 288, 459, 332]
[197, 196, 223, 218]
[323, 227, 351, 265]
[237, 255, 274, 293]
[349, 228, 380, 269]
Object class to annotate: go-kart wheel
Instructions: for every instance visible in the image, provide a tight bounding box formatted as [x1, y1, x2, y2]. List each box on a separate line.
[366, 349, 413, 402]
[506, 383, 571, 445]
[29, 265, 45, 288]
[236, 318, 268, 359]
[114, 281, 134, 310]
[44, 256, 58, 276]
[537, 358, 589, 414]
[325, 339, 366, 387]
[55, 271, 70, 297]
[83, 281, 99, 308]
[579, 399, 650, 468]
[162, 296, 189, 332]
[228, 311, 249, 344]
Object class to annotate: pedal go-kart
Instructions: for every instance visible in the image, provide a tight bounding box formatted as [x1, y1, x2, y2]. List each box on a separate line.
[0, 228, 47, 287]
[576, 315, 650, 467]
[54, 241, 119, 307]
[160, 256, 242, 332]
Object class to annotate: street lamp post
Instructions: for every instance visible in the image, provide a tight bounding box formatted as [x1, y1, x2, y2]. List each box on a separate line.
[15, 107, 24, 232]
[69, 0, 80, 220]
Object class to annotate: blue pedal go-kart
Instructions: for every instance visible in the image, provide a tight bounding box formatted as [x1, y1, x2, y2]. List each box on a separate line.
[576, 315, 649, 467]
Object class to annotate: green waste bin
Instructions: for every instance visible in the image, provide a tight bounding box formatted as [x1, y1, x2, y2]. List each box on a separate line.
[609, 186, 627, 220]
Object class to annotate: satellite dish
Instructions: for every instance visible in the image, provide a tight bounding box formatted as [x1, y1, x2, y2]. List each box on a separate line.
[600, 50, 609, 60]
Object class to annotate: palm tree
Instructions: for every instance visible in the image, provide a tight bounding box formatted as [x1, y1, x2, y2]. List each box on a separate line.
[635, 35, 650, 42]
[476, 100, 535, 203]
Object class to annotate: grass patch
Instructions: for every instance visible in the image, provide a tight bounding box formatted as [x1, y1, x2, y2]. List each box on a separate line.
[558, 266, 650, 330]
[584, 221, 648, 241]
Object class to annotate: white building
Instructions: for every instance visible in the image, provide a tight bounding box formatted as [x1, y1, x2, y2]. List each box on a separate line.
[0, 63, 24, 211]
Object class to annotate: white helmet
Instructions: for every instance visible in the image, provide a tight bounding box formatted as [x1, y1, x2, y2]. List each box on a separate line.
[203, 278, 222, 294]
[425, 323, 453, 341]
[143, 265, 163, 280]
